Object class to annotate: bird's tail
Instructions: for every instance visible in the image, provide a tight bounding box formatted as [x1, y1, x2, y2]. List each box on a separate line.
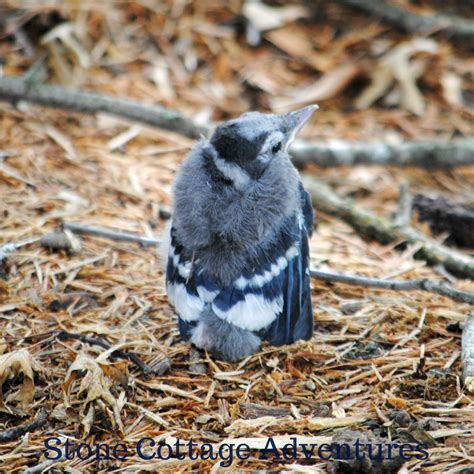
[190, 306, 261, 362]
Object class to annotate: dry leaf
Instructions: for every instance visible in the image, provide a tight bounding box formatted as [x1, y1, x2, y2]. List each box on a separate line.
[99, 360, 129, 388]
[62, 353, 125, 436]
[355, 38, 438, 115]
[0, 349, 41, 412]
[271, 63, 362, 112]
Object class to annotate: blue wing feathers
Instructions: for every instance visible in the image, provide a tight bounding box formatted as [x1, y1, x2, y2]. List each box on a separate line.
[285, 255, 294, 342]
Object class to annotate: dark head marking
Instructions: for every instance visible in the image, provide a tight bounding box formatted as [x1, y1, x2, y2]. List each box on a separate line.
[211, 122, 269, 166]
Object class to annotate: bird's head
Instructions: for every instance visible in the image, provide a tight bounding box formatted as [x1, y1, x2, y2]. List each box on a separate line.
[208, 105, 317, 188]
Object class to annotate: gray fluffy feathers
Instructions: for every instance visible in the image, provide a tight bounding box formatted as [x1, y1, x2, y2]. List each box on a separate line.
[172, 141, 300, 287]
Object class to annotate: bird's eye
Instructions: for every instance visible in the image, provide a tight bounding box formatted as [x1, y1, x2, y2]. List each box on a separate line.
[271, 142, 282, 154]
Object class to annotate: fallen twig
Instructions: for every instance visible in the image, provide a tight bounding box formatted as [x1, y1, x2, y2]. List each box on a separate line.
[62, 221, 474, 304]
[55, 330, 169, 376]
[394, 182, 412, 227]
[333, 0, 474, 40]
[311, 268, 474, 304]
[290, 139, 474, 168]
[1, 76, 472, 169]
[0, 230, 81, 263]
[63, 222, 160, 246]
[0, 76, 207, 140]
[0, 410, 48, 442]
[302, 175, 474, 279]
[462, 313, 474, 392]
[0, 236, 42, 262]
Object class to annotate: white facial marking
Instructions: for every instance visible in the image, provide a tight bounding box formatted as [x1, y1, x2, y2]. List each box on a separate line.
[212, 154, 250, 189]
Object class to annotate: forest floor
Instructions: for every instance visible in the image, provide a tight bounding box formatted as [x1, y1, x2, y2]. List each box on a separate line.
[0, 1, 473, 472]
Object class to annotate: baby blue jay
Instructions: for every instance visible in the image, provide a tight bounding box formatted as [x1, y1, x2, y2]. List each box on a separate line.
[166, 106, 316, 361]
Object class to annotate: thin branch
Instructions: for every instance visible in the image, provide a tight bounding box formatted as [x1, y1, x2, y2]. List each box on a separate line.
[311, 268, 474, 304]
[1, 76, 473, 169]
[0, 410, 48, 442]
[290, 139, 474, 169]
[62, 221, 474, 304]
[0, 236, 42, 261]
[462, 312, 474, 392]
[394, 182, 412, 227]
[334, 0, 474, 40]
[0, 231, 80, 262]
[302, 175, 474, 280]
[0, 76, 208, 140]
[55, 330, 170, 376]
[63, 222, 161, 246]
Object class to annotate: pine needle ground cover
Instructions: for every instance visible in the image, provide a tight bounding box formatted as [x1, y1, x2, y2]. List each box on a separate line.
[0, 2, 473, 472]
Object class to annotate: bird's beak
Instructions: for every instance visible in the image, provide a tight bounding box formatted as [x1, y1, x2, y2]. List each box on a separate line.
[281, 104, 318, 150]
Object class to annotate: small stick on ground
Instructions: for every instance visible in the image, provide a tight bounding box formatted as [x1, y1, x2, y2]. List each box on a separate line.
[311, 268, 474, 304]
[0, 410, 48, 442]
[63, 221, 474, 304]
[291, 139, 474, 169]
[0, 76, 208, 140]
[333, 0, 474, 40]
[302, 175, 474, 279]
[394, 182, 412, 227]
[0, 236, 42, 261]
[462, 313, 474, 393]
[1, 76, 473, 169]
[56, 331, 169, 376]
[63, 222, 160, 246]
[0, 230, 80, 261]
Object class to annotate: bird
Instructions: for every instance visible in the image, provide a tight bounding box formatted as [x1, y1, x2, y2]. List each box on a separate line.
[165, 105, 317, 361]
